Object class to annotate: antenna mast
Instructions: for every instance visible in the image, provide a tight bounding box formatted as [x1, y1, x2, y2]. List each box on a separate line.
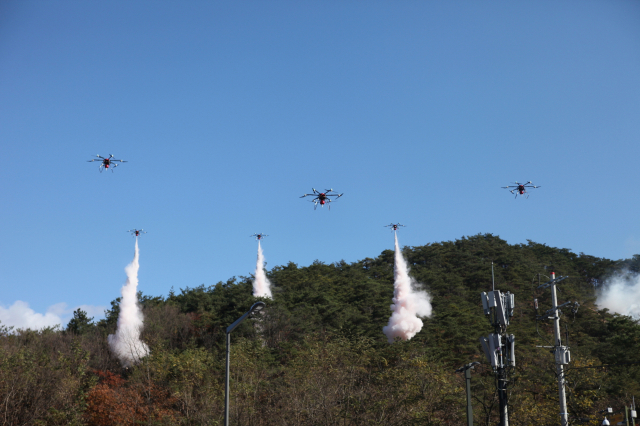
[480, 267, 515, 426]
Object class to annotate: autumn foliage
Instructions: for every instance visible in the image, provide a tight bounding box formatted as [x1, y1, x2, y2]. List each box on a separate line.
[85, 370, 178, 426]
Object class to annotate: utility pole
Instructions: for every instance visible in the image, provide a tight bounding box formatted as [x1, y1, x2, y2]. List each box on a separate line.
[626, 402, 638, 426]
[536, 272, 574, 426]
[456, 361, 480, 426]
[480, 263, 515, 426]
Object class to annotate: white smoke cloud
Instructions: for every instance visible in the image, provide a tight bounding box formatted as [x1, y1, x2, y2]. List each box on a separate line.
[253, 241, 272, 298]
[0, 301, 106, 331]
[0, 301, 65, 330]
[383, 233, 433, 343]
[108, 240, 150, 367]
[597, 271, 640, 318]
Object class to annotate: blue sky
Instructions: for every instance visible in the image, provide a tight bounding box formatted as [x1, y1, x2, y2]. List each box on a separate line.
[1, 1, 639, 328]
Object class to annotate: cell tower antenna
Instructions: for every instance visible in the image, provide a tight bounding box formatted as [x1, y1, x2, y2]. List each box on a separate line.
[480, 264, 515, 426]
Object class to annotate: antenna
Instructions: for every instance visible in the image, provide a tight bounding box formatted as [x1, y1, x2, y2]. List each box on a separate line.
[480, 264, 514, 426]
[492, 262, 495, 291]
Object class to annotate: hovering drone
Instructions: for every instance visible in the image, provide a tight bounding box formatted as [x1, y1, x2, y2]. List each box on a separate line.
[251, 233, 268, 240]
[87, 154, 127, 172]
[385, 223, 406, 231]
[300, 188, 343, 210]
[128, 229, 146, 237]
[502, 181, 540, 198]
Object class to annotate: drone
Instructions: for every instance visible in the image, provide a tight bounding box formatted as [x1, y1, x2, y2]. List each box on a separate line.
[251, 233, 268, 240]
[502, 181, 540, 198]
[300, 188, 343, 210]
[87, 154, 127, 172]
[385, 223, 406, 231]
[128, 229, 146, 237]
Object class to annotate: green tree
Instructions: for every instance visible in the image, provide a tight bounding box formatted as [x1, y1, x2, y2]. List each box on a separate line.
[66, 309, 94, 335]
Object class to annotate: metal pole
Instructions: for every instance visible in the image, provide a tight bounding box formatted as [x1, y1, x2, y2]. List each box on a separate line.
[222, 302, 265, 426]
[498, 366, 509, 426]
[495, 309, 508, 426]
[224, 332, 230, 426]
[626, 406, 630, 426]
[465, 367, 473, 426]
[550, 273, 569, 426]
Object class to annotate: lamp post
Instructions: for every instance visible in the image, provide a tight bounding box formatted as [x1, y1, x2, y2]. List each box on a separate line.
[224, 301, 266, 426]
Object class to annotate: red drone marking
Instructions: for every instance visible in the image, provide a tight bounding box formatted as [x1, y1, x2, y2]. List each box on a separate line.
[300, 188, 343, 210]
[87, 154, 127, 173]
[128, 229, 146, 237]
[502, 181, 540, 199]
[385, 223, 406, 232]
[251, 233, 268, 240]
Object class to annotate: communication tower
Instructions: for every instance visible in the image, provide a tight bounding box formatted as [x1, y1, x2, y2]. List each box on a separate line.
[479, 264, 515, 426]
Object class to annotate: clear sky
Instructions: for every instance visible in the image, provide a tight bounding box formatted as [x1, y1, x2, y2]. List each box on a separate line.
[1, 0, 639, 329]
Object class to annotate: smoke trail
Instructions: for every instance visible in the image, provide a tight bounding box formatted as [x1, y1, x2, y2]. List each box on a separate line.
[383, 233, 432, 343]
[107, 239, 150, 367]
[253, 241, 272, 298]
[597, 271, 640, 318]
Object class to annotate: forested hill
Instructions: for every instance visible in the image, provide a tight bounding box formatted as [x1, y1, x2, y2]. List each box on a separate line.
[3, 234, 640, 425]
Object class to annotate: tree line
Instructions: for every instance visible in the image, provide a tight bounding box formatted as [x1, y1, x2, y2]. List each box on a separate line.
[0, 234, 638, 425]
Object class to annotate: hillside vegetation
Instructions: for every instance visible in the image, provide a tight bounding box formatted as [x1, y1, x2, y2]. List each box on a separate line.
[1, 234, 638, 425]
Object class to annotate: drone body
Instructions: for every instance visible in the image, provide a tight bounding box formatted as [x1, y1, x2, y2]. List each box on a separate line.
[385, 223, 406, 231]
[251, 233, 268, 241]
[300, 188, 343, 210]
[502, 181, 540, 198]
[87, 154, 127, 172]
[128, 229, 146, 237]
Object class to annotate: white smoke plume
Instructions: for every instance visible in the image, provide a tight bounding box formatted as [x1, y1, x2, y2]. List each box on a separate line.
[383, 233, 433, 343]
[108, 239, 150, 367]
[597, 271, 640, 318]
[253, 241, 272, 298]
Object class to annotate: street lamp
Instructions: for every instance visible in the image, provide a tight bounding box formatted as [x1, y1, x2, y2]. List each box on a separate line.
[224, 301, 266, 426]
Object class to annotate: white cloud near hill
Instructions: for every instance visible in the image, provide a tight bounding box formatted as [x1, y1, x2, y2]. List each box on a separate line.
[0, 301, 106, 331]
